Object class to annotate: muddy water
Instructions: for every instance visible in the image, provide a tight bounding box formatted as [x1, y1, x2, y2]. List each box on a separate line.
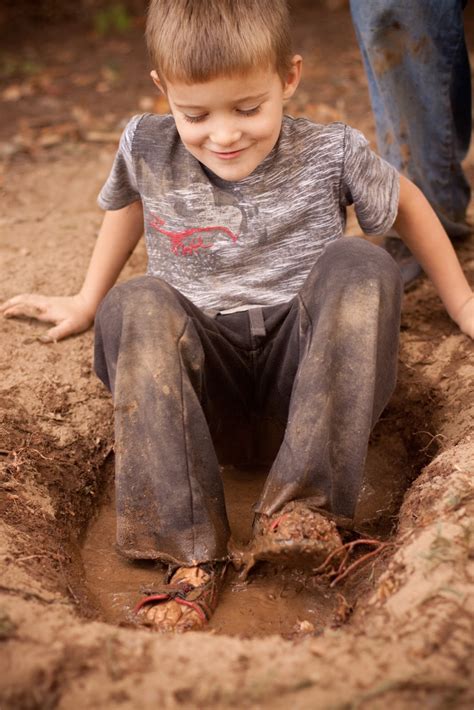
[82, 424, 410, 636]
[82, 466, 338, 636]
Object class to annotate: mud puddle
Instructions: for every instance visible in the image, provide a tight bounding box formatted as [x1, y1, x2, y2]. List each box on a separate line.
[82, 467, 336, 636]
[82, 418, 416, 637]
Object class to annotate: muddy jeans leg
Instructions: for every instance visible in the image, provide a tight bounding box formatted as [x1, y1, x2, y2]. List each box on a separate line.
[350, 0, 471, 237]
[94, 276, 252, 565]
[256, 238, 402, 522]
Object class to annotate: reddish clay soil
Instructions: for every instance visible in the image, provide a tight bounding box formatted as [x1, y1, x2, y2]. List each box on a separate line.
[0, 2, 473, 708]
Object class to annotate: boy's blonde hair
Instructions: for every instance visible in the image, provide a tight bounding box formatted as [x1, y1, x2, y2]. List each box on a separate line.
[146, 0, 293, 84]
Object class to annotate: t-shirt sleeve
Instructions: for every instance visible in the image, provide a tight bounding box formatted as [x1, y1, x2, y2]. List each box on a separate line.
[97, 114, 143, 210]
[340, 125, 400, 236]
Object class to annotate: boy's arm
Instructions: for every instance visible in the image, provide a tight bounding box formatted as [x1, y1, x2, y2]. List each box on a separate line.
[0, 201, 144, 342]
[394, 176, 474, 338]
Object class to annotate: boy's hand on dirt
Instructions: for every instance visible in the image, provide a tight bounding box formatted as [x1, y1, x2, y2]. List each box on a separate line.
[0, 294, 95, 342]
[453, 295, 474, 339]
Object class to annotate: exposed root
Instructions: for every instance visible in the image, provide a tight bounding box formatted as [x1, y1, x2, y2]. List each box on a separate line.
[313, 538, 397, 586]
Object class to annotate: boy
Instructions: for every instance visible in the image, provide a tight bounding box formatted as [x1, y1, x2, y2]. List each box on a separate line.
[1, 0, 473, 633]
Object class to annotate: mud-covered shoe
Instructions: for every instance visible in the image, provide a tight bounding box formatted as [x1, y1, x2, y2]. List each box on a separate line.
[232, 501, 343, 578]
[133, 562, 226, 632]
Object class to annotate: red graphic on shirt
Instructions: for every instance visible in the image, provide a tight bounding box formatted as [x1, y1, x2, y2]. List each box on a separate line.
[150, 213, 238, 256]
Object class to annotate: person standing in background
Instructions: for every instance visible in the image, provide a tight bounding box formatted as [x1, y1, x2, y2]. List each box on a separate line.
[350, 0, 472, 285]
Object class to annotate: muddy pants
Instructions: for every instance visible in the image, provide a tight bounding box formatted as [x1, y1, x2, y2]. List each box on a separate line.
[350, 0, 471, 238]
[94, 238, 402, 565]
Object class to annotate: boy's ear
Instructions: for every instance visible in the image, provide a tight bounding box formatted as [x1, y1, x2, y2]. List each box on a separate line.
[150, 69, 166, 94]
[282, 55, 302, 101]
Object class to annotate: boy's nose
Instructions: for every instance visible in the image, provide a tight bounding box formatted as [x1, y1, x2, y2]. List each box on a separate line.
[209, 125, 242, 148]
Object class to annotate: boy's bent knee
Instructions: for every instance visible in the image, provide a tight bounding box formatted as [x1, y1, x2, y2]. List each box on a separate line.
[97, 275, 182, 323]
[301, 237, 402, 315]
[102, 274, 173, 305]
[318, 237, 401, 287]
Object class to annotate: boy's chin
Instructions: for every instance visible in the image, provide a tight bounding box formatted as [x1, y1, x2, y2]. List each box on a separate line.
[202, 159, 257, 182]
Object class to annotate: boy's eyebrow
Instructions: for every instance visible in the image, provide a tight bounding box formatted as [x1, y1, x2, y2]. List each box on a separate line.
[174, 92, 269, 110]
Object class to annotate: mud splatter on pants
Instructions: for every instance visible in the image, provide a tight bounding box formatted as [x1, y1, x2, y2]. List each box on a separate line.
[94, 238, 402, 565]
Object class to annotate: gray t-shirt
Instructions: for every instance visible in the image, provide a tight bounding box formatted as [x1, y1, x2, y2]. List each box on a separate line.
[98, 113, 399, 314]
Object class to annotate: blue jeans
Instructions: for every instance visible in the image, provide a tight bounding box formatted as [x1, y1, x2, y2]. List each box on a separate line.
[350, 0, 471, 238]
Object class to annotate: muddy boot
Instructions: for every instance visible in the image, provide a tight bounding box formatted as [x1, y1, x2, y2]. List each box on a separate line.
[232, 501, 343, 579]
[133, 562, 226, 633]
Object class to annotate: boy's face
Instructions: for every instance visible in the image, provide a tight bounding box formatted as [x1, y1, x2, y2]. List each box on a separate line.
[152, 57, 301, 182]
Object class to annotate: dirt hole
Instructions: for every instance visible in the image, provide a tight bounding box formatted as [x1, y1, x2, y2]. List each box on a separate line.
[78, 362, 438, 638]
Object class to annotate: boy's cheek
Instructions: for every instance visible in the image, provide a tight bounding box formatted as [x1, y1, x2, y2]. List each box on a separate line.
[173, 120, 203, 147]
[183, 133, 204, 151]
[173, 123, 196, 147]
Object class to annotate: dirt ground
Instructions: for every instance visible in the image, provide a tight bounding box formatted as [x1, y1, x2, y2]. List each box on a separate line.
[1, 2, 473, 708]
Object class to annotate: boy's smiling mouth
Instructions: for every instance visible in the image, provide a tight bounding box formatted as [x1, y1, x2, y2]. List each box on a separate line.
[212, 149, 245, 160]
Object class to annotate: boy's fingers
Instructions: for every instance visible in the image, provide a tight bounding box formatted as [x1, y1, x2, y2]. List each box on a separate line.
[1, 294, 42, 311]
[2, 303, 46, 320]
[0, 296, 20, 312]
[41, 321, 73, 343]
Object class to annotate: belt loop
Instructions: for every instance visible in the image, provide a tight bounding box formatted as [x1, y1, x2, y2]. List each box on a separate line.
[249, 307, 266, 338]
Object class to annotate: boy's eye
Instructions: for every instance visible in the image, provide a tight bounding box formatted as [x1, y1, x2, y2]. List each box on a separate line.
[182, 105, 260, 123]
[237, 106, 261, 117]
[183, 113, 208, 124]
